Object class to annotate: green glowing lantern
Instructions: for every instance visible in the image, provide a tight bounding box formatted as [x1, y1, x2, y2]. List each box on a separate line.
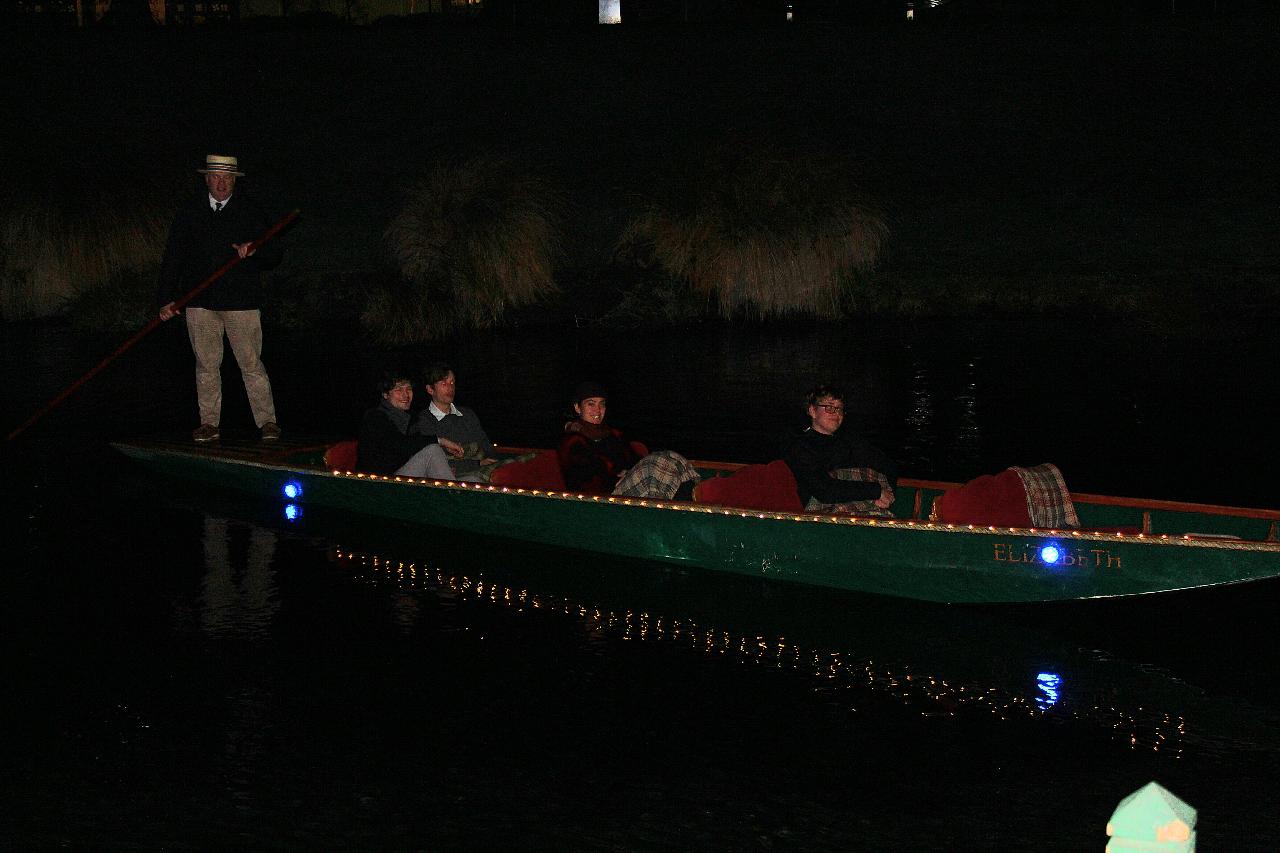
[1106, 781, 1196, 852]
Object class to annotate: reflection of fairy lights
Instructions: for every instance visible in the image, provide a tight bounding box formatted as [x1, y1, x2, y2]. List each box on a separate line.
[1036, 672, 1061, 710]
[332, 546, 1185, 756]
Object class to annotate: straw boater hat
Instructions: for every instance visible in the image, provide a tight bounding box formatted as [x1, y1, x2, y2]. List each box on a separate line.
[197, 154, 245, 177]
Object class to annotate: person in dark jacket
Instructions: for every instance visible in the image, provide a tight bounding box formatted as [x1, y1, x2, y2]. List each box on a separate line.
[357, 370, 459, 478]
[557, 381, 699, 499]
[156, 154, 284, 443]
[557, 382, 643, 495]
[782, 384, 897, 511]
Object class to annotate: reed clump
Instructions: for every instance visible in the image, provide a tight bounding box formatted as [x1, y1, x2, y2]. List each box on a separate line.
[374, 156, 563, 343]
[0, 143, 176, 321]
[620, 146, 888, 320]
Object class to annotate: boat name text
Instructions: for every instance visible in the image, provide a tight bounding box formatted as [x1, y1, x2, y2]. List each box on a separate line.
[993, 543, 1121, 569]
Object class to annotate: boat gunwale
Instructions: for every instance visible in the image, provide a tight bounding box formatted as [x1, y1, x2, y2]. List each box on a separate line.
[111, 439, 1280, 554]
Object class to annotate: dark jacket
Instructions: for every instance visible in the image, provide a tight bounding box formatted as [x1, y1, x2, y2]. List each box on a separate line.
[357, 403, 438, 475]
[414, 405, 494, 477]
[557, 425, 641, 496]
[155, 192, 283, 311]
[781, 427, 898, 505]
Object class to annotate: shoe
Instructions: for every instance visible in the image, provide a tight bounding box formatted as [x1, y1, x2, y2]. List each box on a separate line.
[192, 424, 220, 442]
[260, 422, 282, 442]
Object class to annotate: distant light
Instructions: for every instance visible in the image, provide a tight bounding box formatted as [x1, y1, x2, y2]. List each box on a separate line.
[598, 0, 620, 24]
[284, 503, 302, 522]
[1040, 545, 1061, 564]
[283, 480, 303, 500]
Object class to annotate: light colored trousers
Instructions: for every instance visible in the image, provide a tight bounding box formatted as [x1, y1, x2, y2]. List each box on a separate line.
[395, 443, 455, 479]
[186, 307, 278, 428]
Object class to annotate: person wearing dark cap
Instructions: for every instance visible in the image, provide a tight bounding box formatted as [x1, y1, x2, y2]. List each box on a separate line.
[156, 154, 284, 443]
[557, 382, 699, 499]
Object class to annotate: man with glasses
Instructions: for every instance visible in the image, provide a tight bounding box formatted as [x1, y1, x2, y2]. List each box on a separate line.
[782, 384, 898, 514]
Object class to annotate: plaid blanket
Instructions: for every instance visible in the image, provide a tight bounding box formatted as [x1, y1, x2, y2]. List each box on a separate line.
[614, 450, 701, 499]
[1012, 463, 1079, 528]
[805, 466, 895, 518]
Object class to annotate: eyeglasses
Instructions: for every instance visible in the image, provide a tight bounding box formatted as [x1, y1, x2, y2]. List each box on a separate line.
[816, 403, 844, 414]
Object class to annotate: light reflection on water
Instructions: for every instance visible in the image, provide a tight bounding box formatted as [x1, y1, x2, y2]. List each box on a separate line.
[198, 516, 280, 641]
[333, 544, 1191, 758]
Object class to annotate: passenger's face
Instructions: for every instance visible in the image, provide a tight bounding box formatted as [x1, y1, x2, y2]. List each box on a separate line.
[383, 381, 414, 412]
[426, 372, 456, 409]
[808, 396, 845, 436]
[574, 396, 607, 425]
[205, 172, 236, 201]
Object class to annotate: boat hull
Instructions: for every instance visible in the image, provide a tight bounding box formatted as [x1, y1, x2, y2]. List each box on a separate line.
[113, 439, 1280, 605]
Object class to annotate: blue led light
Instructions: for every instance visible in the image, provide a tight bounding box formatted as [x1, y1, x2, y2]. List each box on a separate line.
[283, 480, 303, 500]
[284, 503, 302, 522]
[1040, 545, 1061, 564]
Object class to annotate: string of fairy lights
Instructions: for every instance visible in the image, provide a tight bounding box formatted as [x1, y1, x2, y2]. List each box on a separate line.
[332, 546, 1187, 757]
[327, 469, 1280, 552]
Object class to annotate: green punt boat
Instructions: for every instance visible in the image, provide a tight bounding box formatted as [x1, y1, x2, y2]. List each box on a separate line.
[112, 436, 1280, 605]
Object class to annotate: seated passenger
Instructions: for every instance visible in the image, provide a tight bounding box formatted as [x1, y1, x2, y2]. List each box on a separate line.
[357, 370, 461, 479]
[413, 361, 496, 483]
[558, 381, 699, 499]
[781, 384, 898, 516]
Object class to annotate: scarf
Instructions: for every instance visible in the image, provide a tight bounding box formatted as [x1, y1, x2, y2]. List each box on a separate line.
[379, 398, 411, 434]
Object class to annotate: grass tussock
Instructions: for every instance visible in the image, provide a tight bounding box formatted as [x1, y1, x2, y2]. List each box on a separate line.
[620, 145, 888, 320]
[373, 156, 562, 343]
[63, 269, 157, 335]
[0, 142, 179, 321]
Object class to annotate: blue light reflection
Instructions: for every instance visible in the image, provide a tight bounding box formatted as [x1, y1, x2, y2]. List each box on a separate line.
[284, 503, 303, 522]
[1036, 672, 1061, 710]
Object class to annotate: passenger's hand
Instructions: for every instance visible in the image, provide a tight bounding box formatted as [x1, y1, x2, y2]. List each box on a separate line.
[159, 302, 179, 321]
[437, 437, 464, 457]
[232, 242, 256, 259]
[875, 488, 894, 510]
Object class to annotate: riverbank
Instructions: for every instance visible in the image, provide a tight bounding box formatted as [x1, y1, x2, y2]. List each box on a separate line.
[5, 12, 1279, 330]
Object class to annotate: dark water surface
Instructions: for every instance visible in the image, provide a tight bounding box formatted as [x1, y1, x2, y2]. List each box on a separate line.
[3, 317, 1279, 850]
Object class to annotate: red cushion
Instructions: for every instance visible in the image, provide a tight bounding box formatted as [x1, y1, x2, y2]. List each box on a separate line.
[490, 451, 567, 491]
[693, 461, 804, 513]
[324, 440, 359, 471]
[934, 469, 1033, 527]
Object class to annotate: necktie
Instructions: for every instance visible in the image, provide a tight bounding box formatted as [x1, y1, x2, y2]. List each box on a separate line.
[214, 202, 223, 212]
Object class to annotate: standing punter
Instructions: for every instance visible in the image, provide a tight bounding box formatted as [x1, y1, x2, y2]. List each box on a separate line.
[157, 154, 284, 443]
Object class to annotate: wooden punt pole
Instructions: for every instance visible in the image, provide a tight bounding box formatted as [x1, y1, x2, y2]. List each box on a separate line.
[6, 209, 299, 443]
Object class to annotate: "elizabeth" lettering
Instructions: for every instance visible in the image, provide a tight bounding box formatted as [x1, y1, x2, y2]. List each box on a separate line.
[992, 543, 1122, 569]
